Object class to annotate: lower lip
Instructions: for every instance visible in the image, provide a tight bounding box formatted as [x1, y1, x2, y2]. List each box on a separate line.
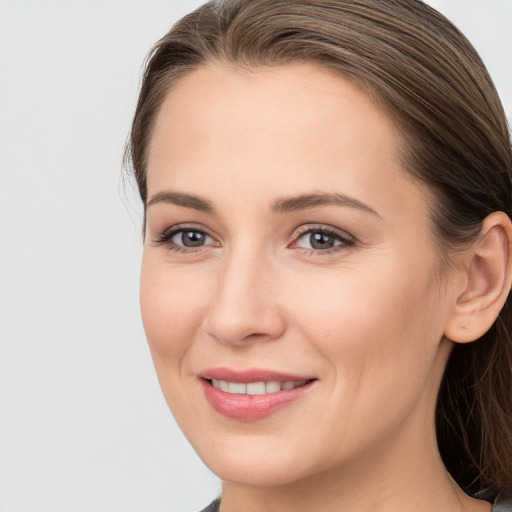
[201, 380, 315, 420]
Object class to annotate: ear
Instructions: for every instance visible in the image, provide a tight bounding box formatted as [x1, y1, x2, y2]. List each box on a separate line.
[444, 211, 512, 344]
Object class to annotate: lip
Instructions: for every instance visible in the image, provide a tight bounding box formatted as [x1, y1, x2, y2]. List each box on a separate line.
[199, 368, 317, 421]
[199, 367, 315, 383]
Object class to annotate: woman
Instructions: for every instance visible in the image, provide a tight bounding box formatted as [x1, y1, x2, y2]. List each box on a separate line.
[125, 1, 512, 511]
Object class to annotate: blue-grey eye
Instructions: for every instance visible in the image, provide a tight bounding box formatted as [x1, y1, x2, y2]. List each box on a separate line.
[296, 230, 345, 250]
[171, 230, 213, 247]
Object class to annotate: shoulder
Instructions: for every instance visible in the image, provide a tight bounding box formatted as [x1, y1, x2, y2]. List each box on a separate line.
[198, 498, 221, 512]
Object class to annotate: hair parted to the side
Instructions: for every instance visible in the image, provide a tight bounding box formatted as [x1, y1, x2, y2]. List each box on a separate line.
[125, 0, 512, 500]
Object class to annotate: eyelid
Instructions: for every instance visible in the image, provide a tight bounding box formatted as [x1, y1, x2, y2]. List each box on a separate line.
[291, 223, 355, 240]
[151, 222, 355, 254]
[152, 223, 220, 249]
[289, 224, 356, 252]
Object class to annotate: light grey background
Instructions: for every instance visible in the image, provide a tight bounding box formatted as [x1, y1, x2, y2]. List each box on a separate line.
[0, 1, 510, 511]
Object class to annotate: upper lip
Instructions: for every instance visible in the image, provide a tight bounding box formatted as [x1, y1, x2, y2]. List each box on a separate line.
[198, 367, 316, 383]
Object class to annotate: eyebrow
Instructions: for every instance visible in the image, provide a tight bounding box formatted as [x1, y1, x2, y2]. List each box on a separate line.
[146, 191, 215, 213]
[271, 192, 380, 217]
[146, 190, 379, 217]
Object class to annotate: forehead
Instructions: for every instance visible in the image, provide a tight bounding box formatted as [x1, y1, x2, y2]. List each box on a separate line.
[149, 62, 399, 162]
[146, 62, 428, 225]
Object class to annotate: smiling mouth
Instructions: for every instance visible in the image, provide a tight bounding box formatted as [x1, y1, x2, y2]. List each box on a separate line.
[199, 369, 317, 419]
[206, 379, 312, 395]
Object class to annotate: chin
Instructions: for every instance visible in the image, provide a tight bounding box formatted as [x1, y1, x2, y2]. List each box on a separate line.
[188, 430, 329, 488]
[206, 455, 308, 487]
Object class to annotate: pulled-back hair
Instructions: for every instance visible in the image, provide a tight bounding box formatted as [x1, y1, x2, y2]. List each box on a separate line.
[125, 0, 512, 500]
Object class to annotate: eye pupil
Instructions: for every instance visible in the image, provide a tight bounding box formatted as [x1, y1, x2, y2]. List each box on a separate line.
[310, 232, 335, 249]
[182, 231, 205, 247]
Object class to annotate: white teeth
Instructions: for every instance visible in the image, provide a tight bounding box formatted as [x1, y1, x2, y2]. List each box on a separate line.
[246, 382, 266, 395]
[265, 381, 281, 393]
[210, 379, 308, 395]
[228, 382, 246, 394]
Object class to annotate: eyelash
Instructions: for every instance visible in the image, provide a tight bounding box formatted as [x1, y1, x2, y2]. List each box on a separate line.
[291, 225, 356, 256]
[152, 224, 215, 254]
[152, 224, 356, 256]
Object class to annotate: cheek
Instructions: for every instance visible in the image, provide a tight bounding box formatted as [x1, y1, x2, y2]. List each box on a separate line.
[285, 258, 444, 391]
[139, 254, 218, 425]
[139, 254, 210, 368]
[279, 261, 446, 460]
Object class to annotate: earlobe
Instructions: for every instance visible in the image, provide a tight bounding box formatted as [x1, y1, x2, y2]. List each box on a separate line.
[444, 212, 512, 344]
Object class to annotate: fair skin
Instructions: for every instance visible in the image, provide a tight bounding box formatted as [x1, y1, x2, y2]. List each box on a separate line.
[140, 62, 511, 512]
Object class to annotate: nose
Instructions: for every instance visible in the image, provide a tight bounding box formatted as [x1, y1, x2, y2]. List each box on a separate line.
[201, 249, 286, 347]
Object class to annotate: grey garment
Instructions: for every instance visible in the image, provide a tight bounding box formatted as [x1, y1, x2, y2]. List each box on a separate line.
[493, 488, 512, 512]
[198, 492, 512, 511]
[199, 498, 220, 512]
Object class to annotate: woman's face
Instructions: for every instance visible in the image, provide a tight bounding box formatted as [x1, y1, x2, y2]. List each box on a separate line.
[141, 63, 458, 486]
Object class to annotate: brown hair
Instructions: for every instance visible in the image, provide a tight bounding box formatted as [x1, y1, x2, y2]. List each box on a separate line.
[125, 0, 512, 500]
